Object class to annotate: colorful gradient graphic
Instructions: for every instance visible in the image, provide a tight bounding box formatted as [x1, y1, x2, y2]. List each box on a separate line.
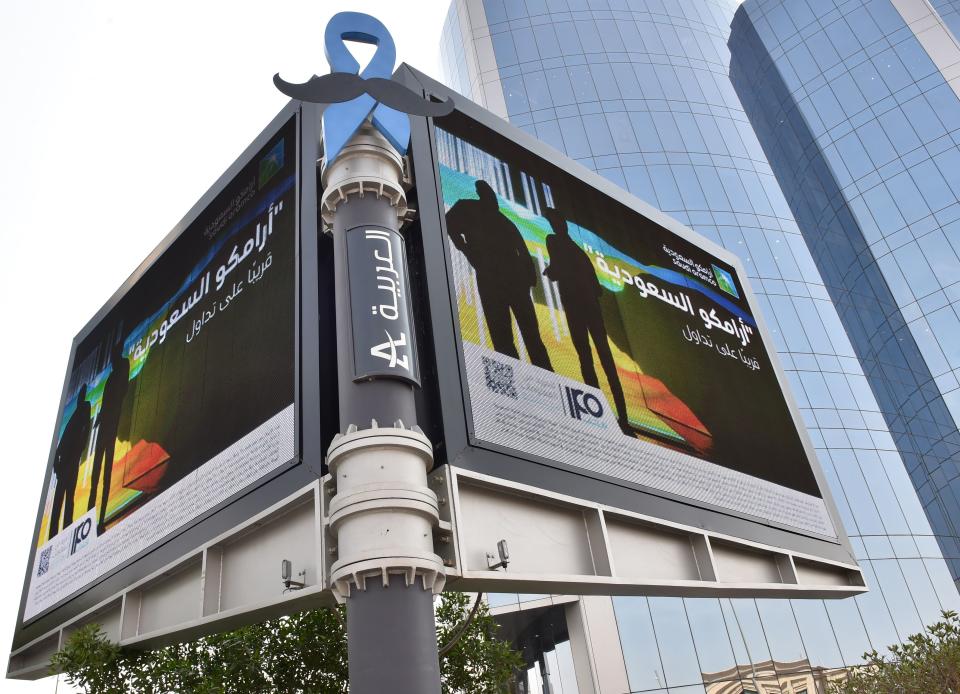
[34, 121, 297, 554]
[440, 163, 710, 453]
[435, 116, 821, 497]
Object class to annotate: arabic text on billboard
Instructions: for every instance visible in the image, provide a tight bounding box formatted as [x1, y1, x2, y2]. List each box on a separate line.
[435, 118, 834, 539]
[25, 117, 298, 621]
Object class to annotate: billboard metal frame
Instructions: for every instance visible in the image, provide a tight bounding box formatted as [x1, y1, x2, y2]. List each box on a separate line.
[10, 99, 334, 661]
[432, 464, 865, 599]
[397, 65, 861, 570]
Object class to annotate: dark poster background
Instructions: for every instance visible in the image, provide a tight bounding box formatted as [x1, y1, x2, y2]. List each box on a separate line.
[435, 110, 819, 498]
[34, 116, 296, 548]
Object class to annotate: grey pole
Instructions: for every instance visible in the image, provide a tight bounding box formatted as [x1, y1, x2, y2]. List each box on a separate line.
[321, 122, 445, 694]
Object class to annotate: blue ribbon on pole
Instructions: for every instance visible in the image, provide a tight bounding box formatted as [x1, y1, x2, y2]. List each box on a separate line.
[273, 12, 455, 165]
[321, 12, 410, 164]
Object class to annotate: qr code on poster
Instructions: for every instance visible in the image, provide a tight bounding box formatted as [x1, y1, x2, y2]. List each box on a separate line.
[483, 357, 517, 399]
[37, 546, 52, 577]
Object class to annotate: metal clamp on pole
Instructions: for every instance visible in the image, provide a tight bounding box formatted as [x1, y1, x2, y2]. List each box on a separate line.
[326, 422, 445, 600]
[319, 123, 410, 233]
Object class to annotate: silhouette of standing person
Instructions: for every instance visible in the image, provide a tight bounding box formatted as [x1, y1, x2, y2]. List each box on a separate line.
[50, 384, 91, 540]
[446, 180, 552, 371]
[542, 209, 631, 433]
[89, 343, 130, 533]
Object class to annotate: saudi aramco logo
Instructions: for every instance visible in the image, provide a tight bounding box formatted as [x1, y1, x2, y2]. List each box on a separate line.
[712, 264, 739, 298]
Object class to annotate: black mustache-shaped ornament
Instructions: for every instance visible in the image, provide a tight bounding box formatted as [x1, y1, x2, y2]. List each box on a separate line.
[273, 72, 455, 118]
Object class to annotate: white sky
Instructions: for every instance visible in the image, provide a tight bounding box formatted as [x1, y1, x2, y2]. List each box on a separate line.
[0, 2, 449, 690]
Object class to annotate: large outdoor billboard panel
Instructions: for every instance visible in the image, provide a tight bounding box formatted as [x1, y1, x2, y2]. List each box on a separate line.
[23, 116, 298, 623]
[429, 109, 835, 542]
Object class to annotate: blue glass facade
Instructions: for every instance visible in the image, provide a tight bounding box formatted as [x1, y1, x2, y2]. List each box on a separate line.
[729, 0, 960, 590]
[440, 0, 960, 690]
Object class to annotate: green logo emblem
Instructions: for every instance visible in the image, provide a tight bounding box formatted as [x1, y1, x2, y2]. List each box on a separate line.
[712, 265, 739, 298]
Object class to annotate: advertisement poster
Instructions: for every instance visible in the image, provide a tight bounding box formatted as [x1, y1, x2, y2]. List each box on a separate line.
[25, 117, 297, 621]
[435, 115, 834, 539]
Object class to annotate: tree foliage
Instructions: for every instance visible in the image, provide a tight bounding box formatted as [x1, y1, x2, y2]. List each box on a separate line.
[52, 593, 522, 694]
[830, 610, 960, 694]
[436, 592, 521, 692]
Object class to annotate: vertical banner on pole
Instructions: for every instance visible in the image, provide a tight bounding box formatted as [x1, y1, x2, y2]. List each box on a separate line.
[346, 225, 421, 386]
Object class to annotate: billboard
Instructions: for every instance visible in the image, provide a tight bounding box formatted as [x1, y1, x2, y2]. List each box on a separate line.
[8, 68, 863, 678]
[426, 108, 836, 542]
[22, 115, 299, 623]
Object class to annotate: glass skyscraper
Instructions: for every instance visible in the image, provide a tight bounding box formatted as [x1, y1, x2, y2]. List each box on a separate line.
[730, 0, 960, 589]
[439, 0, 960, 691]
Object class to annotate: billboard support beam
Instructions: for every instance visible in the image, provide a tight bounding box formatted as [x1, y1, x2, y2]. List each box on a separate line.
[321, 122, 445, 694]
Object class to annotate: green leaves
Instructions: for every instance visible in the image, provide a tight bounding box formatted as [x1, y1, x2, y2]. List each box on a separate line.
[830, 610, 960, 694]
[436, 592, 523, 694]
[54, 607, 349, 694]
[50, 623, 126, 694]
[53, 593, 521, 694]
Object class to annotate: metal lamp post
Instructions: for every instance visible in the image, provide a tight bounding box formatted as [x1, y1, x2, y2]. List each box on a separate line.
[275, 11, 456, 693]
